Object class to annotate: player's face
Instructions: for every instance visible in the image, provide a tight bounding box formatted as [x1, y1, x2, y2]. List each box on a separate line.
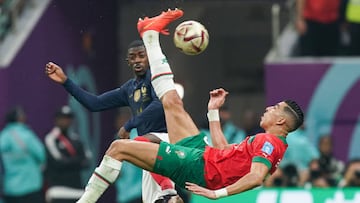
[126, 45, 149, 77]
[260, 102, 287, 129]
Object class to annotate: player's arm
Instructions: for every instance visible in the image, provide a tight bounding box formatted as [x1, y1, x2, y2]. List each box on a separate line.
[63, 79, 129, 112]
[296, 0, 305, 20]
[221, 162, 268, 196]
[185, 162, 269, 199]
[208, 117, 230, 149]
[46, 62, 129, 111]
[207, 88, 230, 149]
[295, 0, 306, 34]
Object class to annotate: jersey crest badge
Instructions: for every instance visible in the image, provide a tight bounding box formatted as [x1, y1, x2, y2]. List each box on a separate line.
[134, 89, 141, 102]
[261, 141, 274, 155]
[175, 150, 185, 159]
[141, 86, 147, 94]
[165, 145, 171, 154]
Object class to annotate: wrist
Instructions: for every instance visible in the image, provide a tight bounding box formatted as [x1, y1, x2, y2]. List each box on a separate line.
[62, 78, 69, 85]
[214, 188, 228, 198]
[62, 75, 68, 83]
[207, 109, 219, 122]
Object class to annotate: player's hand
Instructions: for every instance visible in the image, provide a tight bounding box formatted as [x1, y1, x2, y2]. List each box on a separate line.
[118, 127, 130, 139]
[208, 88, 229, 110]
[295, 18, 307, 35]
[45, 62, 68, 84]
[185, 182, 217, 199]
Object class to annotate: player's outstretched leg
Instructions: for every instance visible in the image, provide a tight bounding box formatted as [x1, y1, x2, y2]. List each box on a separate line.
[137, 8, 184, 37]
[77, 138, 160, 203]
[137, 9, 199, 144]
[76, 155, 122, 203]
[137, 8, 183, 99]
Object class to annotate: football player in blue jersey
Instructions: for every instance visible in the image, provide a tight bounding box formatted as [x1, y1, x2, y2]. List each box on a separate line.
[45, 40, 183, 203]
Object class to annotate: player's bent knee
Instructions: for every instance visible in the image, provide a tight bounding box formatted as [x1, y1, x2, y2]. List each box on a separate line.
[162, 95, 183, 110]
[106, 139, 131, 157]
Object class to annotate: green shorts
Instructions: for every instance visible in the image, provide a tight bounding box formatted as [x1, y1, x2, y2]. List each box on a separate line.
[153, 132, 208, 189]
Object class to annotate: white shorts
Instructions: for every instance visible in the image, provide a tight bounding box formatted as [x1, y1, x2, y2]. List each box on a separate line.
[142, 132, 174, 203]
[150, 132, 170, 143]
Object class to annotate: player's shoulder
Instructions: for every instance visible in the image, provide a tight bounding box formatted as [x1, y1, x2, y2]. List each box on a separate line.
[120, 78, 137, 90]
[255, 133, 287, 145]
[253, 133, 278, 142]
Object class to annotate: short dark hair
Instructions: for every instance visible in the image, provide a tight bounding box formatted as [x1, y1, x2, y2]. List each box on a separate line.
[5, 106, 24, 124]
[128, 40, 144, 50]
[284, 100, 304, 132]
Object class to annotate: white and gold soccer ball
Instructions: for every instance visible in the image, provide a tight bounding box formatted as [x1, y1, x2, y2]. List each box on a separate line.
[173, 20, 209, 55]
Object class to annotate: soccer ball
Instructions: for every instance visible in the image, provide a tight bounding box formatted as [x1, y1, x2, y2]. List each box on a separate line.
[173, 20, 209, 55]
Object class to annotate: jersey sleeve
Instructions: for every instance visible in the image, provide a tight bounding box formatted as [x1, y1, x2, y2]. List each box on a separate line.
[251, 135, 281, 170]
[63, 78, 129, 111]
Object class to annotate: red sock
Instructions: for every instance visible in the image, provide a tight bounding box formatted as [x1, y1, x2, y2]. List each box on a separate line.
[134, 136, 151, 142]
[150, 172, 174, 190]
[134, 136, 175, 190]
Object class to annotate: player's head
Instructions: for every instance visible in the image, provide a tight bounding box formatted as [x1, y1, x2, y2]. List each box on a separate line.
[260, 100, 304, 134]
[126, 40, 149, 77]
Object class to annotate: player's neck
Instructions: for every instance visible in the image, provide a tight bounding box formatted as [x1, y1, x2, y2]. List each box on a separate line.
[265, 126, 288, 137]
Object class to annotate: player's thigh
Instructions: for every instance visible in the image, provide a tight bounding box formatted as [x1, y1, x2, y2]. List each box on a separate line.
[164, 110, 199, 143]
[162, 91, 199, 143]
[154, 142, 206, 188]
[108, 140, 159, 171]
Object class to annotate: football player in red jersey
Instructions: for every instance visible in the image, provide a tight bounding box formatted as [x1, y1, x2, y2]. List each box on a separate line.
[76, 8, 304, 203]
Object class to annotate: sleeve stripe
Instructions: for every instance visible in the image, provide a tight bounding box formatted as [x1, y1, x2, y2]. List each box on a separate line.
[252, 156, 272, 169]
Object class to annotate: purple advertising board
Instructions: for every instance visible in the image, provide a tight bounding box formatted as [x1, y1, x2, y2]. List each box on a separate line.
[266, 59, 360, 162]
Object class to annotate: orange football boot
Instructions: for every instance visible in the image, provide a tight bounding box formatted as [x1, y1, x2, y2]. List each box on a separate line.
[137, 8, 184, 37]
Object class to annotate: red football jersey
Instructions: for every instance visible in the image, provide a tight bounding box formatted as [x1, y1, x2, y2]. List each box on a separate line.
[203, 133, 287, 189]
[303, 0, 340, 23]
